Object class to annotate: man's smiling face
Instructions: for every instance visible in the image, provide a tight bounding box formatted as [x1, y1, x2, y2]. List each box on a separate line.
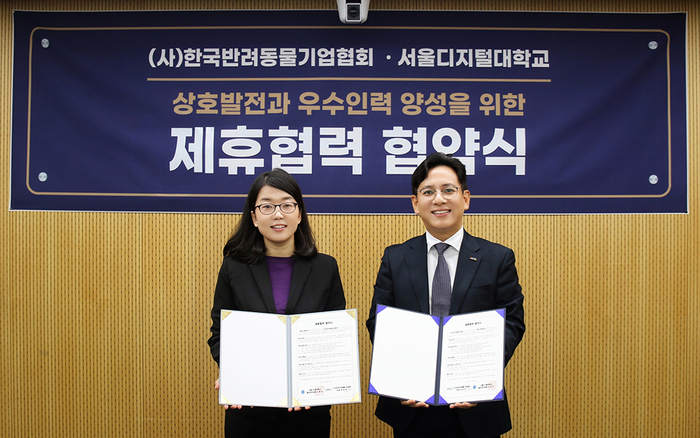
[411, 165, 471, 241]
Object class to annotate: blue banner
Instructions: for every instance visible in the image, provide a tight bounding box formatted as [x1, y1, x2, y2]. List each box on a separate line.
[10, 10, 687, 213]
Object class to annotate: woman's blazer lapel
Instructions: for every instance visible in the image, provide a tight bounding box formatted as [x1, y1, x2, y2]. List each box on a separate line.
[248, 261, 277, 313]
[285, 257, 313, 313]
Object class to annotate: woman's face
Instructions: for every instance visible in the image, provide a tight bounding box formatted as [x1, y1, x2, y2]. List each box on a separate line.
[251, 185, 302, 252]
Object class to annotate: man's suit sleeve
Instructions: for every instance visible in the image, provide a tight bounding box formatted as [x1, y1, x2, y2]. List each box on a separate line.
[497, 247, 525, 366]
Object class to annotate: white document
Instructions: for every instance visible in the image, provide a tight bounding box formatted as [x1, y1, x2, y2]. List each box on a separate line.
[219, 309, 361, 408]
[219, 311, 288, 407]
[367, 306, 440, 403]
[438, 310, 505, 403]
[369, 305, 505, 405]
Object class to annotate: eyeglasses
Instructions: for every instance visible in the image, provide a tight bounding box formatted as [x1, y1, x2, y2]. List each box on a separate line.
[417, 185, 461, 199]
[254, 202, 298, 215]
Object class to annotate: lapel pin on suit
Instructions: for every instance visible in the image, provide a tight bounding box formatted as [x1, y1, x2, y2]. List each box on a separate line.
[469, 256, 478, 261]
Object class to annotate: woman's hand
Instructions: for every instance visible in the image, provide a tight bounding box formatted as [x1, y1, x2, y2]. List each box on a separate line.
[400, 399, 429, 408]
[214, 378, 243, 410]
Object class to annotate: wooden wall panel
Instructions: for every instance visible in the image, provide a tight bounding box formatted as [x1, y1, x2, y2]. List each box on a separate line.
[551, 215, 690, 437]
[1, 4, 12, 438]
[687, 11, 700, 434]
[1, 1, 697, 438]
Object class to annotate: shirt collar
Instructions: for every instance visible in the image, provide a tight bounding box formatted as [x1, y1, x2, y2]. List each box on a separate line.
[426, 229, 464, 252]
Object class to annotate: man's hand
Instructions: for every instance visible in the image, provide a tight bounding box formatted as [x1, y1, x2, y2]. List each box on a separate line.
[449, 401, 478, 409]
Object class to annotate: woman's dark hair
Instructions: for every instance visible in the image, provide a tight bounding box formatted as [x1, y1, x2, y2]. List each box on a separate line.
[223, 168, 317, 264]
[410, 152, 468, 195]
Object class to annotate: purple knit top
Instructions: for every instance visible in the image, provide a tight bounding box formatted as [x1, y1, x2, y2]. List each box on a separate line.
[266, 256, 296, 314]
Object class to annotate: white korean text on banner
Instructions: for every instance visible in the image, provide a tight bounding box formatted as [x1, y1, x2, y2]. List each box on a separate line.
[10, 10, 688, 213]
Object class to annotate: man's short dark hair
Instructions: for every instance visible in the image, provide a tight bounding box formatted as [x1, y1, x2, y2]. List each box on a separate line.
[411, 153, 468, 195]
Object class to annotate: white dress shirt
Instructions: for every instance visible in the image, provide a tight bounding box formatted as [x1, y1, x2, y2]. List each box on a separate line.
[426, 229, 463, 314]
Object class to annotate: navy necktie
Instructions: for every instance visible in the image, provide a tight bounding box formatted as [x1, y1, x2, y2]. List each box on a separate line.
[431, 242, 451, 317]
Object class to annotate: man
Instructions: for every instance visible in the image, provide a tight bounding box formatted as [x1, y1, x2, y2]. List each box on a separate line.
[366, 152, 525, 438]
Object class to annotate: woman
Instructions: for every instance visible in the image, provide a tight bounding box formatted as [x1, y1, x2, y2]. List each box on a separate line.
[207, 168, 346, 438]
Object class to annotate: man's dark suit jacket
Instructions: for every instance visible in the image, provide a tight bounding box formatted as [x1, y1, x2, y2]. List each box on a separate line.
[366, 231, 525, 438]
[208, 253, 346, 420]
